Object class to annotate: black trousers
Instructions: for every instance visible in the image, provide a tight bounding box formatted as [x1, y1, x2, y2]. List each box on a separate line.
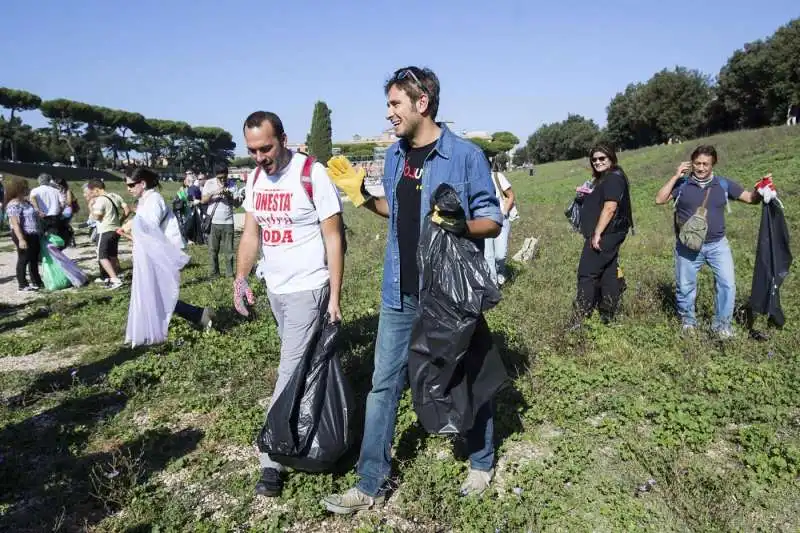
[575, 232, 626, 319]
[11, 233, 43, 289]
[174, 300, 204, 325]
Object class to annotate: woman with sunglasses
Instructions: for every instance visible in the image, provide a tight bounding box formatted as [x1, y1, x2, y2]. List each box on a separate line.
[572, 145, 633, 327]
[123, 168, 214, 346]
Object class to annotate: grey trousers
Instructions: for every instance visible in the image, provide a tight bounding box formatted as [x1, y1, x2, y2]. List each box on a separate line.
[259, 283, 330, 470]
[208, 223, 234, 277]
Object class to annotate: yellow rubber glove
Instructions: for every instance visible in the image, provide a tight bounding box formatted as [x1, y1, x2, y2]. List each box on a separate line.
[327, 156, 369, 207]
[431, 205, 467, 236]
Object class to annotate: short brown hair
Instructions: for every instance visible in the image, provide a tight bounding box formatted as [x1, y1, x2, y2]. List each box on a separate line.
[86, 180, 106, 190]
[243, 111, 285, 137]
[4, 177, 30, 204]
[384, 66, 440, 120]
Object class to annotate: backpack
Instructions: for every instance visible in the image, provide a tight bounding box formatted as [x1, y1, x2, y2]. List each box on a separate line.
[673, 178, 730, 251]
[250, 153, 347, 254]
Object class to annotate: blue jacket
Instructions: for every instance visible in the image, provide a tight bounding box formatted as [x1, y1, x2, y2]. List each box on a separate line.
[380, 124, 502, 309]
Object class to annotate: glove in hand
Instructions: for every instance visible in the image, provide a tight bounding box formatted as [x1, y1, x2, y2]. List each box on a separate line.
[431, 205, 467, 236]
[327, 156, 370, 207]
[233, 276, 255, 317]
[755, 174, 777, 204]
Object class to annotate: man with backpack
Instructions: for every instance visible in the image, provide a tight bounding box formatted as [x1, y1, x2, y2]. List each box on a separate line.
[232, 110, 345, 498]
[86, 180, 130, 289]
[655, 145, 771, 338]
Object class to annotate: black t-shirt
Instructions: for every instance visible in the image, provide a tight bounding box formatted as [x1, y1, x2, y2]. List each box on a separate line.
[397, 140, 437, 295]
[580, 170, 631, 238]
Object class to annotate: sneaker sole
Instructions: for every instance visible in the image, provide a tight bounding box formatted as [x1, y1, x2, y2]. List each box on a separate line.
[321, 497, 383, 515]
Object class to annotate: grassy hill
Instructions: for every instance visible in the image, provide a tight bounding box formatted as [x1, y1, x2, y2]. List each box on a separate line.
[0, 126, 798, 532]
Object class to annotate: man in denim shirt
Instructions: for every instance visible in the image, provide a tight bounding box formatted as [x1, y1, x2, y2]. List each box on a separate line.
[322, 66, 502, 514]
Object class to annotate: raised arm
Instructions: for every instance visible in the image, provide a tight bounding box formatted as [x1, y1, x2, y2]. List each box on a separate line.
[656, 161, 690, 204]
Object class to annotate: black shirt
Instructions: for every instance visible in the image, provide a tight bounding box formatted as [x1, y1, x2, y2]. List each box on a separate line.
[580, 169, 631, 238]
[397, 140, 437, 296]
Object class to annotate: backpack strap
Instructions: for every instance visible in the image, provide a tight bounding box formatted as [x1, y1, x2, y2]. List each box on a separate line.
[247, 154, 316, 208]
[719, 177, 732, 213]
[101, 194, 120, 220]
[300, 154, 315, 208]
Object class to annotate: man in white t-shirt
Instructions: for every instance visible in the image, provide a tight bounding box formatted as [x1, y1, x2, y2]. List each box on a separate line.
[485, 160, 516, 286]
[30, 173, 64, 235]
[233, 110, 345, 498]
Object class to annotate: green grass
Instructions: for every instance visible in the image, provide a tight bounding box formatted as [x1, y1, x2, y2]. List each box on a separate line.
[1, 125, 799, 532]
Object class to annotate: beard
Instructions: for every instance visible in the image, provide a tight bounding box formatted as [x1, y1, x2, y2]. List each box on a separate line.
[260, 147, 292, 174]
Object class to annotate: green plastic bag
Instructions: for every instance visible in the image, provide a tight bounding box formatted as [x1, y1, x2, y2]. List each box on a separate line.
[41, 238, 71, 291]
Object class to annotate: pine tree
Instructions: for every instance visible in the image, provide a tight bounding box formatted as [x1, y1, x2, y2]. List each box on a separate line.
[306, 101, 332, 164]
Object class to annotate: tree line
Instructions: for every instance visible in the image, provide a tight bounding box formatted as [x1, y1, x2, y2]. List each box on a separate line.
[0, 90, 235, 172]
[516, 17, 800, 165]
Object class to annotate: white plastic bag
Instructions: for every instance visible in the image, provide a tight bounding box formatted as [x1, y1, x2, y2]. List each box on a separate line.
[125, 215, 190, 346]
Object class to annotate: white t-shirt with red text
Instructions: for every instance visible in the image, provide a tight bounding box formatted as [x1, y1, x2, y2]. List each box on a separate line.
[243, 152, 342, 294]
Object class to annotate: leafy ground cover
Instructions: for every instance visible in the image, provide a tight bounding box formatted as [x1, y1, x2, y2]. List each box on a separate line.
[1, 125, 799, 532]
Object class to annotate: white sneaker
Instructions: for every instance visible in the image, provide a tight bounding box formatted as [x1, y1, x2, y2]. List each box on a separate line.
[321, 487, 385, 515]
[715, 327, 735, 340]
[94, 278, 108, 284]
[460, 467, 494, 496]
[497, 274, 506, 286]
[106, 279, 124, 290]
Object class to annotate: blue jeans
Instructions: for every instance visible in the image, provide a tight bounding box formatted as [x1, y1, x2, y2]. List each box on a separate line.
[674, 237, 736, 330]
[356, 293, 495, 497]
[484, 216, 511, 283]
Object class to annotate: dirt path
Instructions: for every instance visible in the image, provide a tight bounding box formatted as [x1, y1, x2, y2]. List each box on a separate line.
[0, 230, 131, 307]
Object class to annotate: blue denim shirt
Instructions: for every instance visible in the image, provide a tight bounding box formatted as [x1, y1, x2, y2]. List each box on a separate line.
[380, 124, 502, 309]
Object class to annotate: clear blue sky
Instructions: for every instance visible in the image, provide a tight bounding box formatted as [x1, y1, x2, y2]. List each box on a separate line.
[1, 0, 798, 155]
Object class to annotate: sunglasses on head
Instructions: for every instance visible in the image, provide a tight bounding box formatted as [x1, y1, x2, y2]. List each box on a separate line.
[394, 69, 430, 96]
[591, 156, 608, 163]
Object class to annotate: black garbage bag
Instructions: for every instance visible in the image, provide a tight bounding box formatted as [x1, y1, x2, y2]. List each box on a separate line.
[258, 319, 355, 472]
[408, 183, 508, 436]
[748, 201, 793, 327]
[183, 205, 205, 244]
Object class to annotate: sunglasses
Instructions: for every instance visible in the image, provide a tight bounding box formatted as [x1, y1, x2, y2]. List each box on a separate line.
[395, 69, 430, 96]
[591, 156, 608, 163]
[125, 181, 141, 188]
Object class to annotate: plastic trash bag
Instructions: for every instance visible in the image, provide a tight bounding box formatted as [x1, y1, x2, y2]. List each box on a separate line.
[408, 183, 508, 436]
[44, 234, 88, 288]
[41, 236, 72, 291]
[125, 214, 190, 347]
[258, 320, 355, 472]
[565, 180, 593, 233]
[749, 201, 792, 327]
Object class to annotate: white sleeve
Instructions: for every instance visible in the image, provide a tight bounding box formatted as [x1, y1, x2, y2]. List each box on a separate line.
[311, 162, 343, 222]
[242, 169, 258, 212]
[498, 172, 512, 192]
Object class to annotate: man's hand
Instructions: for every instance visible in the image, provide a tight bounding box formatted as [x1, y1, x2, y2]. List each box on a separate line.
[327, 299, 342, 323]
[233, 276, 255, 317]
[591, 232, 602, 251]
[18, 238, 27, 250]
[327, 156, 370, 207]
[755, 174, 776, 204]
[676, 161, 691, 177]
[431, 205, 467, 236]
